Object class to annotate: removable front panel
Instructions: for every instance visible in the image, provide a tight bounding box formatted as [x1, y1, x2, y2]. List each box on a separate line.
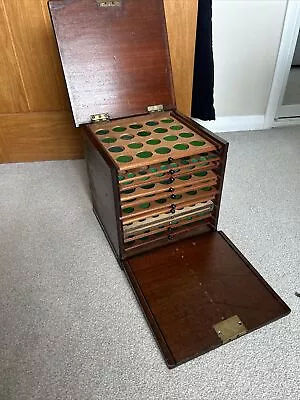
[124, 231, 290, 368]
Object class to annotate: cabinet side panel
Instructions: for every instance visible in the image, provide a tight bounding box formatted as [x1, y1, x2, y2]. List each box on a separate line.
[84, 135, 121, 260]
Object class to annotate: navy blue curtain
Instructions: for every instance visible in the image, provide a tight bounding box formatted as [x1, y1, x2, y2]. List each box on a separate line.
[191, 0, 215, 120]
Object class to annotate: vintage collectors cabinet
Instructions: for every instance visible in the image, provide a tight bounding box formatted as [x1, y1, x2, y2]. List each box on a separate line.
[49, 0, 290, 368]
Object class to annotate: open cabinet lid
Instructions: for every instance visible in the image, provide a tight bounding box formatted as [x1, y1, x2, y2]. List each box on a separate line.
[48, 0, 176, 127]
[124, 231, 290, 368]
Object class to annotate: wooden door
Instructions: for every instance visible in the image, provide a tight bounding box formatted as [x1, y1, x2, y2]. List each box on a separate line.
[0, 0, 83, 163]
[164, 0, 198, 116]
[0, 0, 197, 163]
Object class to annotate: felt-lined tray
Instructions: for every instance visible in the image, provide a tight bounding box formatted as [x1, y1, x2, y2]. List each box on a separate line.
[123, 201, 214, 234]
[121, 193, 217, 224]
[91, 112, 217, 170]
[124, 218, 211, 250]
[118, 154, 220, 185]
[120, 170, 217, 203]
[124, 211, 212, 243]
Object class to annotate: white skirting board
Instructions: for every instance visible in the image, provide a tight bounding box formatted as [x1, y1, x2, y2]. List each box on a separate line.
[194, 115, 266, 133]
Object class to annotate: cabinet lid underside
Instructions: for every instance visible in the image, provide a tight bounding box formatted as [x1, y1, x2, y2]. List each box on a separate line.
[48, 0, 175, 127]
[124, 231, 290, 368]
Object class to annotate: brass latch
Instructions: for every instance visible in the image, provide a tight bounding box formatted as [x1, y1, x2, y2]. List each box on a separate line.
[147, 104, 164, 113]
[97, 0, 122, 7]
[91, 113, 110, 123]
[213, 315, 247, 344]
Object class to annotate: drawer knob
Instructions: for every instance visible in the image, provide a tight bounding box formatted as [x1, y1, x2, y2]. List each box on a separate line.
[168, 157, 174, 163]
[168, 234, 174, 240]
[169, 177, 175, 183]
[170, 209, 176, 214]
[169, 169, 175, 175]
[171, 204, 176, 209]
[171, 194, 176, 199]
[168, 187, 174, 192]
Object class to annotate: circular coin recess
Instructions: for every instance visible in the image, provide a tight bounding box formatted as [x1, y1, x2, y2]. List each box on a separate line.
[112, 126, 126, 132]
[146, 121, 159, 126]
[136, 151, 153, 159]
[129, 124, 143, 129]
[96, 129, 109, 135]
[117, 155, 133, 163]
[155, 147, 171, 154]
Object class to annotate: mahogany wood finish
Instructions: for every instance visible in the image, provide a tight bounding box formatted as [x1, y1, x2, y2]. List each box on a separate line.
[48, 0, 291, 368]
[49, 0, 175, 126]
[84, 134, 123, 261]
[125, 231, 290, 368]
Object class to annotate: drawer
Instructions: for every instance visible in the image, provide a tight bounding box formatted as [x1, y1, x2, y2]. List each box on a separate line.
[123, 200, 214, 244]
[93, 112, 219, 171]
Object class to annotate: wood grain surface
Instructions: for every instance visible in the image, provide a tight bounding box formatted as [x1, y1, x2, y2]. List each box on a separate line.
[4, 0, 68, 112]
[120, 171, 217, 203]
[0, 0, 29, 114]
[49, 0, 175, 126]
[0, 0, 197, 163]
[0, 112, 83, 162]
[89, 112, 216, 171]
[164, 0, 198, 115]
[125, 231, 290, 367]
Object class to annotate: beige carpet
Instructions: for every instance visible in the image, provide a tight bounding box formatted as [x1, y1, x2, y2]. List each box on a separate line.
[0, 127, 299, 400]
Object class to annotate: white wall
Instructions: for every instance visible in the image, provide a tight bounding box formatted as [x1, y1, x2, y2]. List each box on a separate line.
[199, 0, 288, 132]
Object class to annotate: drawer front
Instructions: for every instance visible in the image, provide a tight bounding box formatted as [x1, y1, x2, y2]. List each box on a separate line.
[118, 152, 221, 250]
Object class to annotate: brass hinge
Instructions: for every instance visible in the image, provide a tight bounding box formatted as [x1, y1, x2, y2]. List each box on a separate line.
[213, 315, 247, 344]
[96, 0, 122, 7]
[147, 104, 164, 113]
[91, 113, 110, 123]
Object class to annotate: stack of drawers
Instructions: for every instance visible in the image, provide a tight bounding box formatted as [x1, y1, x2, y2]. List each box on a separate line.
[92, 111, 223, 251]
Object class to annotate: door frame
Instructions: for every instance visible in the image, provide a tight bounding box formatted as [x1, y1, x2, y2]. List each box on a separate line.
[264, 0, 300, 128]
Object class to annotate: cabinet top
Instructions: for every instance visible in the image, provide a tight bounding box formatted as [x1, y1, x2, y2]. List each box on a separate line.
[49, 0, 176, 127]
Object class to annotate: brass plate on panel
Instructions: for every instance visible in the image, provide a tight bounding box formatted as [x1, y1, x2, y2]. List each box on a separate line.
[97, 1, 122, 7]
[213, 315, 247, 344]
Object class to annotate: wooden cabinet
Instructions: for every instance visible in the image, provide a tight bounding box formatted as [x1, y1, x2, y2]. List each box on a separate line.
[48, 0, 290, 368]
